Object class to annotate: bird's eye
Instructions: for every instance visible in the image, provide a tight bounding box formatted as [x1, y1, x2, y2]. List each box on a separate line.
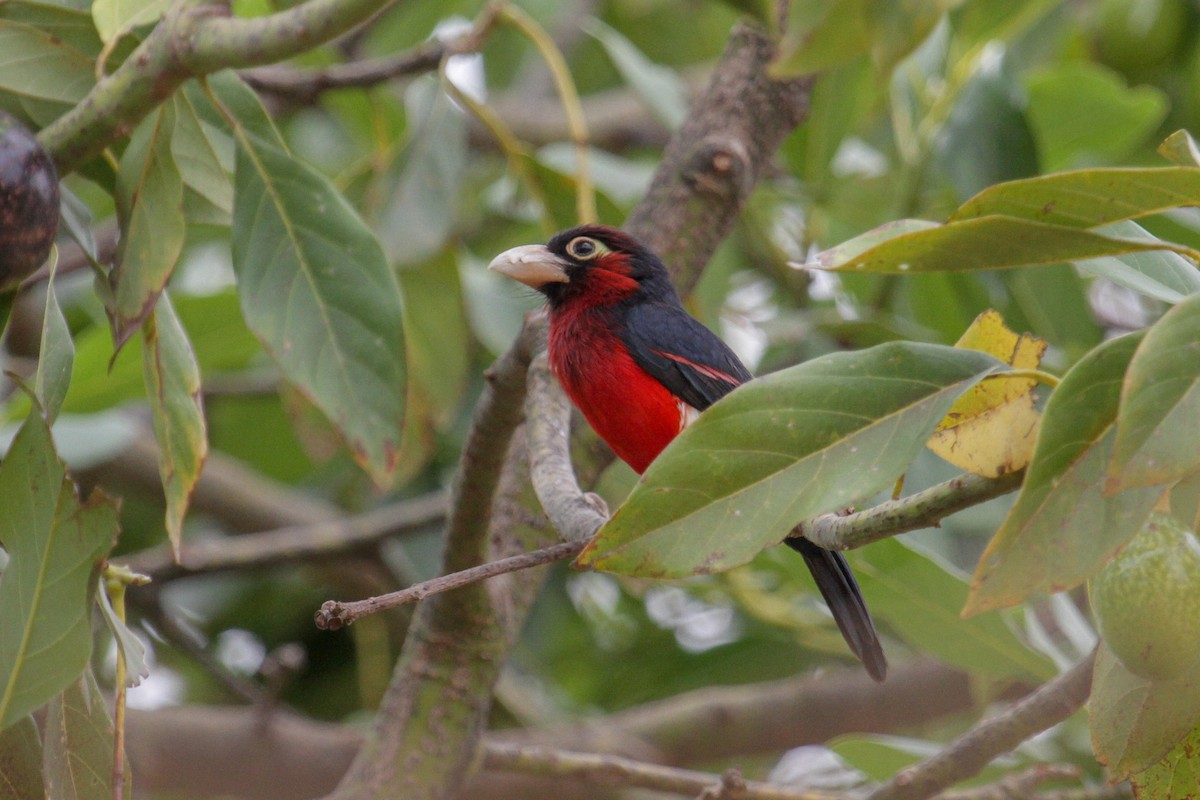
[567, 237, 600, 260]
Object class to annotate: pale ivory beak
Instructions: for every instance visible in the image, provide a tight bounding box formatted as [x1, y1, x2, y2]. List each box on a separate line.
[487, 244, 571, 288]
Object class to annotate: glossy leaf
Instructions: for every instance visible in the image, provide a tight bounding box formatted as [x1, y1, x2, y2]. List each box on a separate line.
[95, 582, 148, 686]
[230, 91, 406, 485]
[1131, 724, 1200, 800]
[849, 538, 1056, 680]
[965, 333, 1162, 615]
[0, 715, 42, 797]
[109, 102, 185, 346]
[0, 411, 119, 729]
[375, 78, 466, 266]
[142, 292, 208, 557]
[173, 90, 234, 226]
[1108, 292, 1200, 491]
[0, 20, 92, 106]
[950, 168, 1200, 229]
[393, 249, 470, 481]
[1158, 130, 1200, 168]
[583, 18, 688, 130]
[91, 0, 167, 43]
[1025, 62, 1168, 171]
[1091, 642, 1200, 778]
[803, 215, 1196, 275]
[1000, 265, 1102, 360]
[34, 254, 73, 424]
[578, 343, 1002, 577]
[1074, 221, 1200, 304]
[0, 0, 103, 59]
[43, 670, 130, 800]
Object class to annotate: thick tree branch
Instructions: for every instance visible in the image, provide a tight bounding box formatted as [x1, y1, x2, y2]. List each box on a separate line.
[126, 659, 987, 799]
[869, 654, 1096, 800]
[624, 23, 813, 294]
[38, 0, 403, 174]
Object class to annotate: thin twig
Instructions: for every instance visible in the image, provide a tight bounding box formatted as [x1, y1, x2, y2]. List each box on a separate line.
[242, 6, 500, 104]
[940, 765, 1080, 800]
[123, 491, 447, 581]
[482, 742, 837, 800]
[315, 539, 584, 629]
[869, 653, 1096, 800]
[795, 470, 1025, 552]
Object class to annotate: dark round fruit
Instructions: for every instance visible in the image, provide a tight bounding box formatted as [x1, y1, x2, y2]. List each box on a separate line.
[0, 111, 60, 290]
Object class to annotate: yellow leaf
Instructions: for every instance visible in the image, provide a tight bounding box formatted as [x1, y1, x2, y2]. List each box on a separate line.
[928, 310, 1047, 477]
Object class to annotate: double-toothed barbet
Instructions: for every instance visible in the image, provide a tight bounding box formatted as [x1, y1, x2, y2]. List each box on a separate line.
[490, 224, 887, 681]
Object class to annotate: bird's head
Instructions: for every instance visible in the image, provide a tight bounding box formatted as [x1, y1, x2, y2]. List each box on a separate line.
[488, 224, 674, 309]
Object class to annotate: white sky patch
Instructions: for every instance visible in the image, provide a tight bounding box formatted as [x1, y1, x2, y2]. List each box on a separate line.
[644, 586, 740, 653]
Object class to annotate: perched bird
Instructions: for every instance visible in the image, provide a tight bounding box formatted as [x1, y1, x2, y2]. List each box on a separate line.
[489, 224, 887, 681]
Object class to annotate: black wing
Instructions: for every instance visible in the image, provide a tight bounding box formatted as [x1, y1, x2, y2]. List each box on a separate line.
[618, 300, 753, 412]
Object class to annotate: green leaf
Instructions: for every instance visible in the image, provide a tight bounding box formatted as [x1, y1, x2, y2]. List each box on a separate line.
[34, 256, 74, 424]
[1074, 222, 1200, 304]
[0, 411, 119, 729]
[229, 94, 406, 485]
[1158, 130, 1200, 168]
[0, 20, 93, 107]
[1000, 265, 1102, 361]
[1091, 642, 1200, 778]
[95, 583, 148, 685]
[950, 168, 1200, 229]
[804, 215, 1197, 274]
[173, 90, 234, 227]
[0, 715, 43, 797]
[965, 333, 1162, 615]
[0, 0, 103, 59]
[91, 0, 168, 43]
[849, 538, 1056, 681]
[1131, 724, 1200, 800]
[109, 102, 185, 346]
[43, 670, 130, 800]
[582, 18, 689, 130]
[375, 78, 466, 266]
[771, 0, 950, 78]
[832, 733, 1012, 783]
[393, 249, 470, 481]
[935, 55, 1038, 201]
[1108, 292, 1200, 491]
[142, 292, 208, 557]
[578, 343, 1002, 577]
[1025, 62, 1168, 172]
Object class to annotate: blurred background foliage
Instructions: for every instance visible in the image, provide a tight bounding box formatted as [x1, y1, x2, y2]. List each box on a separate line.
[3, 0, 1199, 790]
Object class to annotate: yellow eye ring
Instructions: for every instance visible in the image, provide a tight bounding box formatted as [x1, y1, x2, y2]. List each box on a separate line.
[566, 236, 605, 260]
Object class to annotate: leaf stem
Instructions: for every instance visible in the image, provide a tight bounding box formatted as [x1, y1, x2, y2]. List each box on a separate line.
[498, 2, 596, 225]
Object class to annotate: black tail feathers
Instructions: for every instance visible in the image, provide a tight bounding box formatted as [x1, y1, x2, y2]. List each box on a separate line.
[785, 537, 888, 682]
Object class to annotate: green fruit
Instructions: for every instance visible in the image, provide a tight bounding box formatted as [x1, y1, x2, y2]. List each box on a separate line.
[0, 111, 59, 290]
[1089, 512, 1200, 681]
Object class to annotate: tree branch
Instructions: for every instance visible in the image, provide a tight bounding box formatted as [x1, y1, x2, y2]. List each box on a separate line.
[623, 23, 813, 294]
[482, 744, 829, 800]
[869, 654, 1096, 800]
[524, 353, 608, 541]
[38, 0, 404, 174]
[123, 491, 447, 582]
[315, 539, 583, 629]
[241, 4, 499, 105]
[795, 470, 1025, 552]
[125, 659, 989, 799]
